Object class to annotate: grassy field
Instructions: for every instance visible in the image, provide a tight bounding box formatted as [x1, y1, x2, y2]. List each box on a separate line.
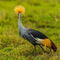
[0, 0, 60, 60]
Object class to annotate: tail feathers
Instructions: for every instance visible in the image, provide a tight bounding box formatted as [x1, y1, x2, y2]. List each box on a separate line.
[51, 40, 57, 52]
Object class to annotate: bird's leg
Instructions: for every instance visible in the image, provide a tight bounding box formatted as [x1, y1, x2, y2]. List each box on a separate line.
[39, 45, 46, 53]
[34, 45, 36, 56]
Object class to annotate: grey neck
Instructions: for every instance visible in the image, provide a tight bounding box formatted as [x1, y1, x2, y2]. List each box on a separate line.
[18, 13, 25, 31]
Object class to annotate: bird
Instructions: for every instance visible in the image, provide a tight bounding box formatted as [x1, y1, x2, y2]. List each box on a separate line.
[14, 5, 57, 56]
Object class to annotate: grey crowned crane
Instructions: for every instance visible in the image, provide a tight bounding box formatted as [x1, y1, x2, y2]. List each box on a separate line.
[14, 5, 57, 55]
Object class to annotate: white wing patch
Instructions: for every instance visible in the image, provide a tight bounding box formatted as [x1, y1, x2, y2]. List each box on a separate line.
[30, 34, 43, 44]
[35, 38, 43, 44]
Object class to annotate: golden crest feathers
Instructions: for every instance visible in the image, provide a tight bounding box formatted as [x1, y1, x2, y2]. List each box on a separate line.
[14, 5, 25, 14]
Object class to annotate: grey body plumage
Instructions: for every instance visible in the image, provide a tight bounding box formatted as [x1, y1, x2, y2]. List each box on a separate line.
[18, 13, 47, 55]
[18, 14, 36, 45]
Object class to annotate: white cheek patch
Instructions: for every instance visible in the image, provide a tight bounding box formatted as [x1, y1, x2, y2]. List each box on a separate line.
[35, 38, 43, 44]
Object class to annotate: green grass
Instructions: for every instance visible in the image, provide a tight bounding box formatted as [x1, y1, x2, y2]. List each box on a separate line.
[0, 0, 60, 60]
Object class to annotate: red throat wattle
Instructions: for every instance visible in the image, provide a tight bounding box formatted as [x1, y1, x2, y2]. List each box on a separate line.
[18, 17, 19, 19]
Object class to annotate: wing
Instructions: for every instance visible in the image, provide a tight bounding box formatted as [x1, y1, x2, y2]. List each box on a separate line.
[28, 29, 48, 39]
[27, 29, 57, 52]
[27, 29, 49, 45]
